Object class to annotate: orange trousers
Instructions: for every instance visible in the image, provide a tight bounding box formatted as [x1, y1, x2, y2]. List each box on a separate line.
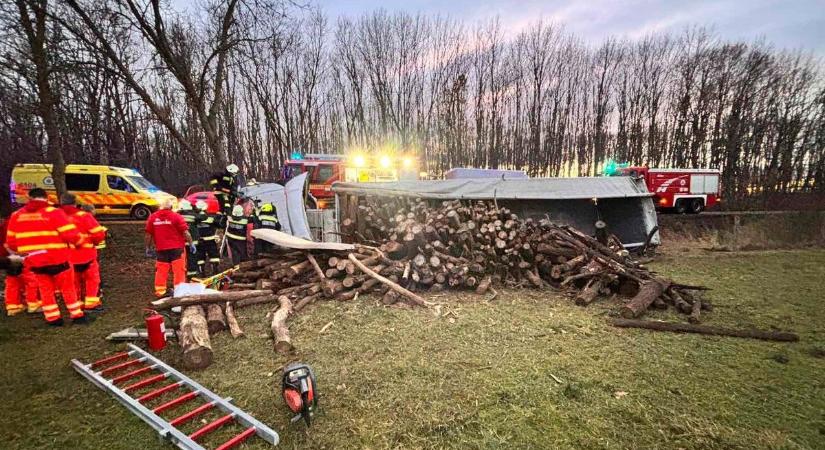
[34, 267, 83, 322]
[74, 260, 102, 309]
[4, 267, 39, 314]
[154, 254, 186, 297]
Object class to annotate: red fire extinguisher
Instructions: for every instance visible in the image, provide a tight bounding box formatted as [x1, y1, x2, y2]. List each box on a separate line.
[144, 309, 167, 351]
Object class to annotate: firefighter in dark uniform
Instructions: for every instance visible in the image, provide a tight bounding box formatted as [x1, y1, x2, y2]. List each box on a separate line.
[209, 163, 240, 217]
[194, 200, 221, 276]
[225, 205, 249, 265]
[252, 203, 281, 255]
[177, 200, 202, 278]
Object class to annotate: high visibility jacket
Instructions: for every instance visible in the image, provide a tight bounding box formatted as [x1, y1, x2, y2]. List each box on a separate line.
[61, 205, 107, 264]
[209, 171, 236, 195]
[196, 213, 219, 241]
[179, 210, 201, 243]
[225, 215, 248, 241]
[6, 199, 81, 268]
[253, 214, 281, 231]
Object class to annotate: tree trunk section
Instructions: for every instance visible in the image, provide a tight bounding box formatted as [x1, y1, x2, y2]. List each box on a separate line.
[224, 302, 244, 338]
[620, 279, 670, 318]
[271, 296, 293, 354]
[179, 306, 213, 369]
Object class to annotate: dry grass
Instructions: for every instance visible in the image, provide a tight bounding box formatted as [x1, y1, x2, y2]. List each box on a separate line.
[0, 224, 823, 449]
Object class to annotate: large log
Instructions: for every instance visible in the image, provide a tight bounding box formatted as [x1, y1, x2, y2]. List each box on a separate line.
[152, 290, 272, 310]
[609, 318, 799, 342]
[271, 296, 294, 354]
[224, 302, 244, 338]
[179, 306, 213, 370]
[206, 304, 227, 334]
[619, 279, 671, 318]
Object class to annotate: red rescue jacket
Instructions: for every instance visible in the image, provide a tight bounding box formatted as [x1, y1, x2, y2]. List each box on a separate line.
[61, 205, 107, 264]
[5, 199, 81, 268]
[145, 209, 188, 251]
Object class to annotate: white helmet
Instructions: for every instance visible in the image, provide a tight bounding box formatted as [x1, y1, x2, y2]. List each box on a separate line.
[195, 200, 208, 211]
[226, 164, 239, 174]
[178, 199, 192, 211]
[231, 205, 244, 216]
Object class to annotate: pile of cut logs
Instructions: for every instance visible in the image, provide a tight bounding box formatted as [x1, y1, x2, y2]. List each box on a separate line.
[153, 198, 724, 368]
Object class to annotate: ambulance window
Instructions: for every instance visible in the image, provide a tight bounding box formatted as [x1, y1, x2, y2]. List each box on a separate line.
[66, 174, 100, 191]
[107, 175, 136, 192]
[313, 165, 334, 182]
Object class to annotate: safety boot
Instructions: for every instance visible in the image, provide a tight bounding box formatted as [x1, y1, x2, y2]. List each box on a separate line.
[47, 318, 65, 327]
[26, 302, 43, 314]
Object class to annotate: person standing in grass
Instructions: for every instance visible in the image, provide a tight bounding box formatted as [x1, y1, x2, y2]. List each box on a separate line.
[145, 198, 193, 298]
[60, 194, 107, 312]
[5, 188, 88, 326]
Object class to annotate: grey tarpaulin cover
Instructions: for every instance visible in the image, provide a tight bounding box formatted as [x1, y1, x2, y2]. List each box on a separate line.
[332, 177, 660, 248]
[239, 172, 312, 239]
[251, 229, 355, 251]
[331, 176, 651, 200]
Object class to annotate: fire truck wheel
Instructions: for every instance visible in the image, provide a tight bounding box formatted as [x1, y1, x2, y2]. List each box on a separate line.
[674, 200, 688, 214]
[689, 198, 705, 214]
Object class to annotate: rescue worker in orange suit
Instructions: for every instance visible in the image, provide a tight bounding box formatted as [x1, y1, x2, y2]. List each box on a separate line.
[60, 194, 107, 311]
[5, 188, 89, 326]
[145, 198, 193, 297]
[2, 217, 40, 315]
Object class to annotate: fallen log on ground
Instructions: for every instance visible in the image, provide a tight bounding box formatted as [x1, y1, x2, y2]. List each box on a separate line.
[224, 302, 244, 338]
[620, 279, 671, 318]
[271, 296, 294, 354]
[609, 318, 799, 342]
[179, 306, 213, 369]
[206, 304, 227, 334]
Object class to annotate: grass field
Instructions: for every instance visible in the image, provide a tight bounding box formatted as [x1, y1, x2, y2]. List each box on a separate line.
[1, 227, 823, 449]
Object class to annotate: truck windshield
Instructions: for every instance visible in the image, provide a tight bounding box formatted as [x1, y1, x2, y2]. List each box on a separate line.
[127, 176, 159, 192]
[283, 164, 302, 181]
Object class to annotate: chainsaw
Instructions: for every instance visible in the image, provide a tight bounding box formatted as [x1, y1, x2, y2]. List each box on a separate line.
[281, 363, 317, 427]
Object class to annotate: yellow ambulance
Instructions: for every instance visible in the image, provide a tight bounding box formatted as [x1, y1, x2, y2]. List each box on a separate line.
[11, 164, 177, 220]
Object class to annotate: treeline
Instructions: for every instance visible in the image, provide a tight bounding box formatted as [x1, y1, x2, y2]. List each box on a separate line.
[1, 1, 823, 214]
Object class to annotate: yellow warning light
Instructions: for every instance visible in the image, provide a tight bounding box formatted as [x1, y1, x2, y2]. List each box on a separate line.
[379, 155, 392, 168]
[352, 154, 366, 168]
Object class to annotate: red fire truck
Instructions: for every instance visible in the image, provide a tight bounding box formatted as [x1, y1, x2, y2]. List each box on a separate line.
[280, 153, 419, 209]
[614, 167, 721, 213]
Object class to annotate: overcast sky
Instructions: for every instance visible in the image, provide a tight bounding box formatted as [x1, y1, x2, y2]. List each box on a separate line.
[315, 0, 825, 53]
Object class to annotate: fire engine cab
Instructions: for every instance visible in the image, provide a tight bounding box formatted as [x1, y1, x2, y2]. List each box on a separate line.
[610, 166, 721, 213]
[280, 153, 419, 209]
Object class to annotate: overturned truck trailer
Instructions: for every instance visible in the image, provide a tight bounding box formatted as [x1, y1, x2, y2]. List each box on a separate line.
[332, 177, 660, 248]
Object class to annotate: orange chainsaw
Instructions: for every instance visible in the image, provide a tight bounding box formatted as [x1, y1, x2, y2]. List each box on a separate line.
[282, 363, 317, 427]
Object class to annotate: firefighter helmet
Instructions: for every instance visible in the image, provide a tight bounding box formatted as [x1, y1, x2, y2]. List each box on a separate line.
[231, 205, 244, 216]
[226, 164, 239, 174]
[260, 203, 274, 213]
[178, 199, 192, 211]
[195, 200, 208, 211]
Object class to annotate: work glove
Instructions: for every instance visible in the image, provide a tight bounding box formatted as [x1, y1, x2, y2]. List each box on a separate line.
[7, 254, 24, 266]
[189, 243, 197, 254]
[145, 247, 156, 259]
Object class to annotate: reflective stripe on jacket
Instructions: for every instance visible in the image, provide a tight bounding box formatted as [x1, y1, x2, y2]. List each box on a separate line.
[225, 216, 248, 241]
[6, 199, 81, 268]
[61, 205, 106, 264]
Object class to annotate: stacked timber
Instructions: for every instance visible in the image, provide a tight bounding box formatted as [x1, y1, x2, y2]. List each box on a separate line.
[159, 198, 713, 366]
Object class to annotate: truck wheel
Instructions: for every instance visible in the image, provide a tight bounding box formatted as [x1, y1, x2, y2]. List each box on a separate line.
[689, 198, 705, 214]
[674, 200, 688, 214]
[131, 204, 152, 220]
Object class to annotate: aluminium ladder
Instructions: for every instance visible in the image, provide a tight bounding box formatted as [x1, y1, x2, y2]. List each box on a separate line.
[72, 343, 279, 450]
